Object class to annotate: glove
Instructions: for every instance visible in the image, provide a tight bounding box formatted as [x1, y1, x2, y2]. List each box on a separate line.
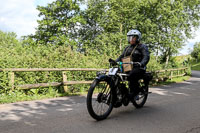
[133, 62, 141, 67]
[109, 58, 117, 66]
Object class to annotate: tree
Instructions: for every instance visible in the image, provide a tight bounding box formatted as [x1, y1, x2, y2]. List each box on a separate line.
[191, 42, 200, 61]
[79, 0, 145, 55]
[0, 30, 20, 48]
[82, 0, 198, 65]
[30, 0, 84, 46]
[27, 0, 200, 68]
[154, 0, 200, 67]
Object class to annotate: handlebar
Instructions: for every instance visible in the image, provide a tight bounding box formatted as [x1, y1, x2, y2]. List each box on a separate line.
[108, 58, 137, 65]
[109, 58, 141, 72]
[120, 62, 134, 64]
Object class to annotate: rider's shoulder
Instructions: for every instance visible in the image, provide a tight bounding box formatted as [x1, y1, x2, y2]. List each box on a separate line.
[138, 43, 148, 49]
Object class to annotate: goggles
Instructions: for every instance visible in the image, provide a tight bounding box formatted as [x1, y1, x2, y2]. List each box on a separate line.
[127, 35, 138, 42]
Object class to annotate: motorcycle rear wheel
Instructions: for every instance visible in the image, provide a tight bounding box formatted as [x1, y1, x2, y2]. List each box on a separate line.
[132, 85, 149, 108]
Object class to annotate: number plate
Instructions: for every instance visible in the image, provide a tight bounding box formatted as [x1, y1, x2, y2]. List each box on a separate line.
[108, 68, 118, 75]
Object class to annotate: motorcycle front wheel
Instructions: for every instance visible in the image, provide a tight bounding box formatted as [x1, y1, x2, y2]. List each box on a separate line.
[87, 79, 113, 121]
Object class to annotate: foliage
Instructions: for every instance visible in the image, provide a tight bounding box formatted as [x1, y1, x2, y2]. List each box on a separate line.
[2, 0, 200, 103]
[146, 54, 162, 71]
[0, 88, 59, 104]
[190, 42, 200, 71]
[191, 63, 200, 71]
[26, 0, 200, 69]
[191, 42, 200, 61]
[26, 0, 85, 46]
[0, 30, 108, 95]
[79, 0, 200, 67]
[191, 60, 200, 71]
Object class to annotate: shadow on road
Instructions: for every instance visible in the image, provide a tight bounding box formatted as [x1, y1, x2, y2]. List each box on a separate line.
[0, 96, 86, 128]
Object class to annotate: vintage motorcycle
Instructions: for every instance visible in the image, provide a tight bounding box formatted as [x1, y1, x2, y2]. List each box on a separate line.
[86, 59, 153, 121]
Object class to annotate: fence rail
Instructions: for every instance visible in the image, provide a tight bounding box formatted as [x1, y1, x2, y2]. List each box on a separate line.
[153, 67, 189, 82]
[0, 67, 189, 92]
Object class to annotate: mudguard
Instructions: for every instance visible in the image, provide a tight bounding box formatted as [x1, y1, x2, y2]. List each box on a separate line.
[143, 72, 153, 85]
[143, 72, 153, 81]
[96, 74, 111, 82]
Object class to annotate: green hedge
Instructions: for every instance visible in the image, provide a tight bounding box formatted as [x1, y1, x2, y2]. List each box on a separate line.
[0, 30, 184, 96]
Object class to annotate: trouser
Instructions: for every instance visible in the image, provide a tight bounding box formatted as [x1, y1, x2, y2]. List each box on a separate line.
[127, 67, 145, 95]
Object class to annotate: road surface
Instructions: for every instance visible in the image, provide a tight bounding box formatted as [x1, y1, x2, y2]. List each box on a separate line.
[0, 71, 200, 133]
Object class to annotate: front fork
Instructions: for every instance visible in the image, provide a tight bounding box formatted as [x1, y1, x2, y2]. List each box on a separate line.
[97, 75, 123, 106]
[110, 76, 123, 104]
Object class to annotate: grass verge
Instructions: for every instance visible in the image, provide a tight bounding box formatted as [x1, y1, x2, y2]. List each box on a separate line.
[191, 63, 200, 71]
[151, 76, 190, 86]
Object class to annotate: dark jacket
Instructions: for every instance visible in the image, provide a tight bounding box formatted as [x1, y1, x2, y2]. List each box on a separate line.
[116, 43, 150, 68]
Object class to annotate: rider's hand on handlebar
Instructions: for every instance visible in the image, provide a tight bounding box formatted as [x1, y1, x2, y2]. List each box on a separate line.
[108, 58, 117, 66]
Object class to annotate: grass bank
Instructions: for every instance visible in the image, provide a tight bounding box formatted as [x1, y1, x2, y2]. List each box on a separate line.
[191, 63, 200, 71]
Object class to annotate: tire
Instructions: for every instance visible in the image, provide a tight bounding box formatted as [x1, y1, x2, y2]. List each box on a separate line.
[87, 79, 113, 121]
[132, 85, 149, 108]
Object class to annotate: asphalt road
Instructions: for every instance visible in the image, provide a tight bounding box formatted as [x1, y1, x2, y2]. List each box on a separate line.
[0, 71, 200, 133]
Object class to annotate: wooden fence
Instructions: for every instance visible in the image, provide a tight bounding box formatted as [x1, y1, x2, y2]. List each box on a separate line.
[152, 67, 189, 82]
[0, 67, 189, 92]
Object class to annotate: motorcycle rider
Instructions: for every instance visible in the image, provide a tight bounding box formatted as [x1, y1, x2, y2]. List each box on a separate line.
[116, 29, 150, 101]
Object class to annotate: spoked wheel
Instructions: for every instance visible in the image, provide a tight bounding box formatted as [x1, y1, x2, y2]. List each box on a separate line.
[87, 79, 113, 121]
[132, 85, 149, 108]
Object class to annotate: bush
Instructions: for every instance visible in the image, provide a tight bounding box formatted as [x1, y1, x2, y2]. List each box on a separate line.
[146, 55, 162, 71]
[0, 30, 189, 103]
[0, 30, 113, 95]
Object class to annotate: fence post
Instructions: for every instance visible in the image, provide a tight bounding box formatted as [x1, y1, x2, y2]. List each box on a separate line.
[184, 67, 187, 75]
[62, 71, 68, 93]
[155, 71, 159, 82]
[170, 70, 173, 80]
[9, 72, 15, 90]
[184, 68, 186, 74]
[178, 69, 179, 76]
